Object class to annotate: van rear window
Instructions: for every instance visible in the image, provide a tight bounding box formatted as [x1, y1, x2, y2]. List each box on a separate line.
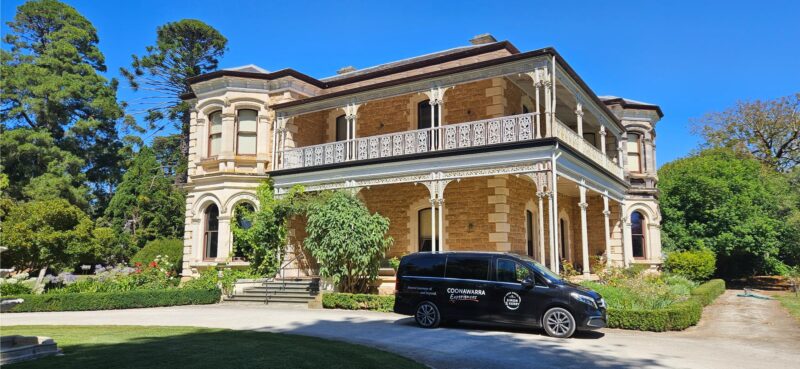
[445, 256, 490, 280]
[403, 256, 445, 278]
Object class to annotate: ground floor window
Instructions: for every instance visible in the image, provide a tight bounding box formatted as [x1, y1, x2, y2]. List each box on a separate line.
[233, 203, 255, 260]
[559, 218, 568, 260]
[631, 211, 646, 258]
[418, 208, 432, 252]
[204, 204, 219, 259]
[526, 210, 534, 257]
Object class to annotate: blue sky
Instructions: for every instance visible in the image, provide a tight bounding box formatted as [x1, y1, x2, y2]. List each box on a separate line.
[2, 0, 799, 167]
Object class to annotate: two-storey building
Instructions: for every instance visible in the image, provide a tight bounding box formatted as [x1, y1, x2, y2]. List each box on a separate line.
[179, 34, 663, 279]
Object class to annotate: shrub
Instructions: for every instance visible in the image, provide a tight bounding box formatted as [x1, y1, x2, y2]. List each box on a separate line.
[322, 292, 394, 312]
[5, 288, 221, 312]
[131, 238, 183, 274]
[305, 191, 392, 293]
[182, 268, 261, 296]
[48, 257, 179, 294]
[1, 281, 34, 296]
[664, 249, 716, 281]
[689, 279, 726, 306]
[597, 279, 726, 331]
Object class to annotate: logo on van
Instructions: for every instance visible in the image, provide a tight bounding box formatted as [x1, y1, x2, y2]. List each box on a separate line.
[503, 292, 521, 310]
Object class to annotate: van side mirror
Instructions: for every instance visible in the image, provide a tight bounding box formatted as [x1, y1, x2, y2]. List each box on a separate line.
[521, 276, 534, 289]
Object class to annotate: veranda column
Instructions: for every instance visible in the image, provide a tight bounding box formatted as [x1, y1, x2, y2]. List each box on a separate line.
[547, 191, 555, 269]
[549, 158, 560, 274]
[437, 198, 444, 252]
[430, 197, 437, 252]
[575, 103, 584, 137]
[543, 76, 553, 137]
[537, 191, 547, 264]
[617, 140, 625, 167]
[599, 126, 607, 155]
[525, 71, 543, 139]
[602, 194, 612, 267]
[578, 183, 590, 276]
[621, 203, 632, 267]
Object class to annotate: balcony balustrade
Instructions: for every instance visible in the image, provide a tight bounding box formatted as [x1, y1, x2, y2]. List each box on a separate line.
[279, 113, 623, 179]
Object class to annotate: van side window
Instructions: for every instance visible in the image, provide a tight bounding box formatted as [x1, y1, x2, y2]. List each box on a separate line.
[496, 259, 531, 283]
[445, 256, 490, 280]
[404, 256, 445, 278]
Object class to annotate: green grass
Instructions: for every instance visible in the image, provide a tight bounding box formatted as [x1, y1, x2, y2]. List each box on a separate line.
[777, 293, 800, 322]
[2, 325, 425, 369]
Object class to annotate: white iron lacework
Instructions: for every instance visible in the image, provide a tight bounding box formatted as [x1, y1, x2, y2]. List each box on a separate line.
[324, 144, 334, 164]
[473, 121, 486, 146]
[445, 126, 457, 149]
[369, 137, 379, 158]
[314, 146, 323, 166]
[405, 132, 416, 155]
[502, 117, 516, 143]
[334, 142, 345, 163]
[358, 140, 368, 160]
[488, 120, 501, 144]
[381, 136, 391, 157]
[459, 124, 471, 148]
[417, 131, 428, 153]
[519, 114, 532, 140]
[393, 134, 403, 156]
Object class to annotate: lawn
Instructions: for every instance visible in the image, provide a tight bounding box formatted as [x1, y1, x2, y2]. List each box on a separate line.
[776, 293, 800, 322]
[2, 325, 425, 369]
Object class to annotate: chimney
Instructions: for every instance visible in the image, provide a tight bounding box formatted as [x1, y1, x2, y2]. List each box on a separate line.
[337, 66, 356, 75]
[469, 33, 497, 45]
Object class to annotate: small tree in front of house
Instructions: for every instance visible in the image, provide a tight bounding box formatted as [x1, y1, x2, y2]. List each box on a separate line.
[304, 191, 392, 293]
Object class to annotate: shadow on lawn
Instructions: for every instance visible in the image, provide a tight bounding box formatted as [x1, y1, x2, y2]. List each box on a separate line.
[3, 327, 425, 369]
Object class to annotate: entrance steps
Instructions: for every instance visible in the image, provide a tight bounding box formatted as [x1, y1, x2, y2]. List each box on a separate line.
[225, 278, 320, 306]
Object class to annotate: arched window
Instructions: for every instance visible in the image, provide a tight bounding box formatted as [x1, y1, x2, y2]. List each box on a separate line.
[236, 109, 258, 155]
[203, 204, 219, 260]
[208, 111, 222, 157]
[627, 133, 643, 173]
[418, 208, 433, 252]
[335, 114, 348, 141]
[417, 100, 439, 130]
[233, 203, 255, 260]
[631, 211, 646, 258]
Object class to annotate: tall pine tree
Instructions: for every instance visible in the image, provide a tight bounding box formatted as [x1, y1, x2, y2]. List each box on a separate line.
[0, 0, 131, 213]
[121, 19, 227, 184]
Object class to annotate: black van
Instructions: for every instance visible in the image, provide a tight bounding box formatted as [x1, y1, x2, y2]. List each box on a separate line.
[393, 252, 606, 338]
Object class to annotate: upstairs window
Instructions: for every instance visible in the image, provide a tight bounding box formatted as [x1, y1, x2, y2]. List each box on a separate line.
[627, 133, 643, 173]
[335, 114, 348, 141]
[417, 100, 439, 130]
[208, 111, 222, 157]
[236, 109, 258, 155]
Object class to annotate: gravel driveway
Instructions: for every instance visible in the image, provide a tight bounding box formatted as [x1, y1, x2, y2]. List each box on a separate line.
[3, 289, 799, 368]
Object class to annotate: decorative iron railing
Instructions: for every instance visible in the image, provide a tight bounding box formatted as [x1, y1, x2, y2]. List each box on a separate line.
[280, 113, 623, 179]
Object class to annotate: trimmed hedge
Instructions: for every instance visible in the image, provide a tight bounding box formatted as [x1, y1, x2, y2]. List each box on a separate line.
[605, 279, 725, 331]
[322, 292, 394, 312]
[4, 288, 221, 313]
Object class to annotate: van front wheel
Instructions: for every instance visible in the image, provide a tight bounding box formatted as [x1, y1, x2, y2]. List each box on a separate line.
[542, 307, 576, 338]
[415, 301, 441, 328]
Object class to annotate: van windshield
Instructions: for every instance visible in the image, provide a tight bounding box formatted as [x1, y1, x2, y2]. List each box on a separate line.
[516, 255, 562, 282]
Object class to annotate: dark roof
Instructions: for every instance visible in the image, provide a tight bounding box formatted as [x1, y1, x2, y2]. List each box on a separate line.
[181, 41, 519, 99]
[599, 96, 664, 118]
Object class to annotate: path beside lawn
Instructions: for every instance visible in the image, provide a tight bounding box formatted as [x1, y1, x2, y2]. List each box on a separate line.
[4, 289, 800, 369]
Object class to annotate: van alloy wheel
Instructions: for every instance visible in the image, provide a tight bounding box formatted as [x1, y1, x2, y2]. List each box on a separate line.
[543, 307, 576, 338]
[415, 301, 441, 328]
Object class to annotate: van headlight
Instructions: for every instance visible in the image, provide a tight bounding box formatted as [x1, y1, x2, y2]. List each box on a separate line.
[570, 292, 597, 309]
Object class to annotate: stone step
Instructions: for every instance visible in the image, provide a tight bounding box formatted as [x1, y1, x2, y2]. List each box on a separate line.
[225, 295, 266, 302]
[266, 296, 316, 303]
[245, 286, 318, 293]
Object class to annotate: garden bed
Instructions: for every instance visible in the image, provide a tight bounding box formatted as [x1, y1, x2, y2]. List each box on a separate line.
[584, 278, 726, 331]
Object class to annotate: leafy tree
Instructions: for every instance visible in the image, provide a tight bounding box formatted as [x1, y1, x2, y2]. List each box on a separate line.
[151, 134, 183, 179]
[659, 148, 800, 277]
[2, 199, 94, 272]
[0, 0, 131, 212]
[121, 19, 227, 184]
[104, 147, 185, 249]
[0, 128, 89, 209]
[304, 191, 392, 293]
[692, 93, 800, 172]
[231, 181, 304, 276]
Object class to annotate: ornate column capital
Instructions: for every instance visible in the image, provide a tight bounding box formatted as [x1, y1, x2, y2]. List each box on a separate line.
[578, 202, 589, 210]
[602, 210, 611, 217]
[599, 126, 607, 136]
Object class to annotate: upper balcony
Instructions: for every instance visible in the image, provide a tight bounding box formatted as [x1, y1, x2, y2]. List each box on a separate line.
[278, 112, 624, 180]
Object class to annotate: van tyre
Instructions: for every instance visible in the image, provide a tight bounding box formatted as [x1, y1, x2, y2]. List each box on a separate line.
[415, 301, 441, 328]
[543, 307, 576, 338]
